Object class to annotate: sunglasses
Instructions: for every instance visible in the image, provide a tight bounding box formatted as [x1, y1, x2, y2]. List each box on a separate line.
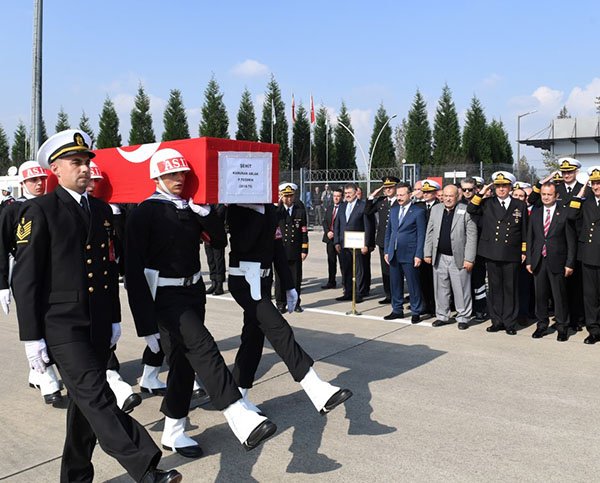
[462, 188, 474, 192]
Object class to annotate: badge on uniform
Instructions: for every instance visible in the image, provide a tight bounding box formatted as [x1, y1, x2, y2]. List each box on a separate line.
[513, 208, 522, 224]
[16, 217, 32, 244]
[274, 226, 282, 240]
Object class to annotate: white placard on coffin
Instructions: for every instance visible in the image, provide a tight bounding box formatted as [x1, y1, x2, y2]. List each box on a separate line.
[218, 151, 273, 203]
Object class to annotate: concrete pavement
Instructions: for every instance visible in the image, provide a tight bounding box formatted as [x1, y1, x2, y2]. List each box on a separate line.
[0, 230, 598, 482]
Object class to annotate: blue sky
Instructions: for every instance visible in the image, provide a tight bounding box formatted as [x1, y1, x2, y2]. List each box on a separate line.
[1, 0, 599, 171]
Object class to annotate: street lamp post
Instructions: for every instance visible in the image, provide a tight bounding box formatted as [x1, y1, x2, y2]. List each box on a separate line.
[516, 110, 537, 171]
[337, 114, 397, 193]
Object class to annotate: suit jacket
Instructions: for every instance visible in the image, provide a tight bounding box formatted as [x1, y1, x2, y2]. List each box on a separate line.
[526, 205, 576, 273]
[467, 195, 528, 262]
[322, 203, 340, 243]
[333, 199, 373, 248]
[567, 195, 600, 266]
[384, 203, 426, 262]
[277, 202, 309, 260]
[424, 203, 478, 268]
[13, 186, 120, 348]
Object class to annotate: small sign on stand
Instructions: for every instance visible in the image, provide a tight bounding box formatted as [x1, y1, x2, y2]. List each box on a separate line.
[343, 231, 365, 316]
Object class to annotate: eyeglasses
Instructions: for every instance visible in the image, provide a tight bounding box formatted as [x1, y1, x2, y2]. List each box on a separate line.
[462, 188, 474, 192]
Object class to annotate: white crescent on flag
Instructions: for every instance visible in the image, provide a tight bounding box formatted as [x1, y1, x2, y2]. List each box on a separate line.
[116, 142, 161, 163]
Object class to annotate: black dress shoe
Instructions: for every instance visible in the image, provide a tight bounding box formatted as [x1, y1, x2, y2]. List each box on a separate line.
[378, 298, 391, 304]
[531, 328, 546, 339]
[243, 420, 277, 451]
[584, 334, 600, 345]
[335, 295, 351, 301]
[557, 332, 569, 342]
[277, 305, 287, 313]
[355, 296, 364, 303]
[506, 329, 517, 335]
[205, 281, 217, 294]
[213, 282, 224, 295]
[121, 393, 142, 413]
[43, 390, 63, 405]
[432, 320, 448, 327]
[486, 325, 502, 333]
[162, 442, 203, 458]
[320, 389, 353, 414]
[383, 312, 404, 320]
[294, 305, 304, 313]
[141, 468, 182, 483]
[458, 322, 469, 330]
[321, 282, 336, 289]
[420, 312, 434, 321]
[473, 312, 488, 323]
[192, 387, 208, 399]
[411, 315, 420, 324]
[140, 386, 167, 396]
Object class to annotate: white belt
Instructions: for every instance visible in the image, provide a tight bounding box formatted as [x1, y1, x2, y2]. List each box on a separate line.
[229, 267, 271, 278]
[157, 270, 202, 287]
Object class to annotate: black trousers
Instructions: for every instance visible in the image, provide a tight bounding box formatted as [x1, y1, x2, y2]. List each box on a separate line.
[486, 260, 520, 330]
[471, 255, 488, 315]
[50, 341, 161, 483]
[533, 258, 569, 331]
[518, 265, 536, 320]
[582, 263, 600, 336]
[325, 241, 339, 285]
[275, 258, 302, 308]
[360, 251, 372, 296]
[340, 248, 364, 298]
[419, 262, 436, 314]
[229, 275, 313, 389]
[567, 261, 585, 327]
[155, 283, 240, 418]
[204, 244, 226, 283]
[378, 246, 390, 298]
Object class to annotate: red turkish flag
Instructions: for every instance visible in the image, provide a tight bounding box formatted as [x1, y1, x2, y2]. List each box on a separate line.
[310, 95, 315, 124]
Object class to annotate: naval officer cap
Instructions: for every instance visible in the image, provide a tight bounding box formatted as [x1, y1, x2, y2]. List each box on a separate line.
[513, 181, 531, 190]
[491, 171, 516, 185]
[421, 179, 441, 192]
[279, 182, 297, 196]
[558, 157, 581, 172]
[381, 176, 400, 187]
[552, 172, 563, 183]
[18, 161, 48, 183]
[587, 166, 600, 182]
[37, 129, 95, 169]
[473, 176, 484, 187]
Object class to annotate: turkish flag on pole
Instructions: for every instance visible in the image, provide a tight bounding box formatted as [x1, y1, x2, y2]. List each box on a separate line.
[291, 93, 296, 123]
[310, 94, 315, 124]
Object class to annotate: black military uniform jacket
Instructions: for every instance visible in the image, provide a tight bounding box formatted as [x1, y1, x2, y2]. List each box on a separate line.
[365, 196, 396, 248]
[13, 186, 120, 348]
[125, 198, 226, 337]
[467, 195, 528, 262]
[277, 202, 309, 261]
[0, 196, 27, 290]
[568, 195, 600, 266]
[526, 205, 576, 273]
[227, 204, 294, 290]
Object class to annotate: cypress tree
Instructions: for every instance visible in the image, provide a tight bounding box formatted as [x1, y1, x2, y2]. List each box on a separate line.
[97, 96, 122, 149]
[11, 121, 29, 164]
[40, 117, 48, 144]
[432, 84, 461, 165]
[488, 119, 513, 165]
[405, 90, 432, 165]
[462, 96, 491, 164]
[78, 111, 95, 144]
[235, 88, 258, 141]
[313, 106, 334, 170]
[55, 107, 70, 132]
[162, 89, 190, 141]
[259, 74, 290, 168]
[334, 101, 357, 170]
[129, 83, 156, 145]
[292, 103, 310, 168]
[199, 75, 229, 138]
[369, 103, 395, 168]
[393, 118, 408, 164]
[0, 125, 10, 174]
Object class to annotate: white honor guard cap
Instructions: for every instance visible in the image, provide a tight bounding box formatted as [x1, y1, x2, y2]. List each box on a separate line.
[37, 129, 95, 169]
[420, 179, 441, 192]
[149, 148, 191, 179]
[558, 157, 581, 172]
[0, 185, 12, 193]
[18, 161, 48, 183]
[513, 181, 531, 190]
[492, 171, 516, 185]
[89, 160, 104, 180]
[279, 182, 297, 195]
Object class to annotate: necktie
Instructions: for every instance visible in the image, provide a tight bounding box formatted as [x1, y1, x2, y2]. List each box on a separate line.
[542, 209, 551, 257]
[501, 200, 506, 210]
[80, 196, 90, 214]
[398, 206, 405, 224]
[567, 186, 572, 194]
[345, 202, 353, 221]
[330, 205, 337, 230]
[288, 207, 293, 217]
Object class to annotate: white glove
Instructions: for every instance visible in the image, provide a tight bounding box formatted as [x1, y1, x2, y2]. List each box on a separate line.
[24, 339, 49, 373]
[144, 333, 161, 354]
[110, 323, 121, 348]
[286, 288, 298, 314]
[188, 199, 211, 216]
[237, 204, 265, 214]
[0, 289, 10, 315]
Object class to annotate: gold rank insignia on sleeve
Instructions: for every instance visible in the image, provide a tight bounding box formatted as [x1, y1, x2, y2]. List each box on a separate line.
[16, 217, 32, 244]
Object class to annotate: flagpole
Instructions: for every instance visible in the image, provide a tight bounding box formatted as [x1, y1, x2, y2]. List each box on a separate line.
[326, 117, 329, 182]
[291, 92, 294, 183]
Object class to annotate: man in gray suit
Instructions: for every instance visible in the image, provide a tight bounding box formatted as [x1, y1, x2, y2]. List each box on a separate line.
[424, 185, 478, 330]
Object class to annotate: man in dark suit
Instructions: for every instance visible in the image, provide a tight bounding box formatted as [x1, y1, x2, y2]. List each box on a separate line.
[334, 183, 373, 303]
[365, 176, 399, 304]
[383, 182, 426, 323]
[321, 187, 343, 289]
[526, 182, 576, 341]
[467, 171, 528, 335]
[568, 166, 600, 344]
[13, 130, 179, 483]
